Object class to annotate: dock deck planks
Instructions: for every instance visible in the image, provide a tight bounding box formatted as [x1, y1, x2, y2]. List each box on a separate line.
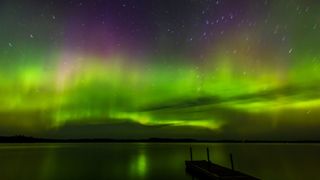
[185, 160, 259, 180]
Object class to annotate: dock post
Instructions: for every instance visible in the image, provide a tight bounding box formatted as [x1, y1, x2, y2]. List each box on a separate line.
[206, 147, 210, 162]
[230, 153, 234, 170]
[190, 147, 193, 161]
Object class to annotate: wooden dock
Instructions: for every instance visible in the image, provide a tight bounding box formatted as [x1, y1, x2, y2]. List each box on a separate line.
[185, 160, 259, 179]
[185, 147, 259, 179]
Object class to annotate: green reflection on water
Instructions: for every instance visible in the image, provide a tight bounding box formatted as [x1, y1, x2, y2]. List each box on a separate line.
[130, 146, 148, 178]
[137, 152, 147, 177]
[39, 147, 57, 179]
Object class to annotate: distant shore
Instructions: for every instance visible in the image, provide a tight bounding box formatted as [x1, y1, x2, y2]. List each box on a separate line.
[1, 135, 320, 143]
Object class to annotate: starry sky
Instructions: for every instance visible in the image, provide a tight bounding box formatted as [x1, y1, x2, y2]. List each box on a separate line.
[0, 0, 320, 140]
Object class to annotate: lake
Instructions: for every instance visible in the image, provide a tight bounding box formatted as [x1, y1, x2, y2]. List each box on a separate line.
[0, 143, 319, 180]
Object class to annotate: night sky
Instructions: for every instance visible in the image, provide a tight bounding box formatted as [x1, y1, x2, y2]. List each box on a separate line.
[1, 0, 320, 140]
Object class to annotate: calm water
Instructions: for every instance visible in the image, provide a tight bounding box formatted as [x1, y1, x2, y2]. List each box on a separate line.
[0, 143, 319, 180]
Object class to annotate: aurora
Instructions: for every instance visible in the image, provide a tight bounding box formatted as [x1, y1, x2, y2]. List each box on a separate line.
[0, 0, 320, 140]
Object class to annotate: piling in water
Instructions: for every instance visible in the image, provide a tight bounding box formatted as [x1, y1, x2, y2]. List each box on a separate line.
[206, 147, 210, 162]
[230, 153, 234, 171]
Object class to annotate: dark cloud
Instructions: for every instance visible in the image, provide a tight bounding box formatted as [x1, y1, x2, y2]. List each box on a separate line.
[140, 83, 320, 112]
[44, 120, 215, 140]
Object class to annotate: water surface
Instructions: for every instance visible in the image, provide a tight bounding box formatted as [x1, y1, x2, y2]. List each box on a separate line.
[0, 143, 319, 180]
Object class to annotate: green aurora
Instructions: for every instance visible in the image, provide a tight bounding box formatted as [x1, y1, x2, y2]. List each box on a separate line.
[0, 0, 320, 139]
